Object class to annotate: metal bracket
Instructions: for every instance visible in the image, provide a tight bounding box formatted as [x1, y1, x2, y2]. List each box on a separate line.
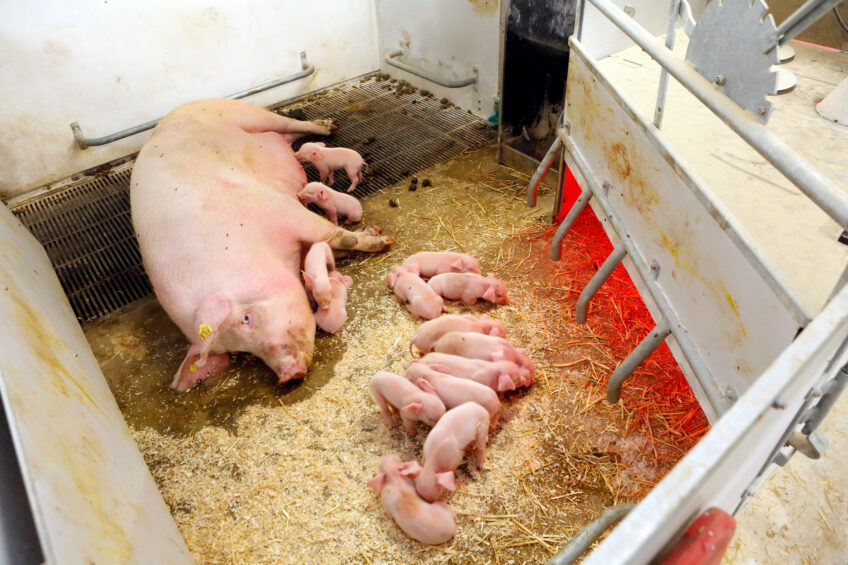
[71, 51, 316, 149]
[385, 46, 479, 89]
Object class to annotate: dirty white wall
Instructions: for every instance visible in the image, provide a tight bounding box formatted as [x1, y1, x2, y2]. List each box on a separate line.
[0, 0, 380, 198]
[375, 0, 500, 120]
[581, 0, 707, 59]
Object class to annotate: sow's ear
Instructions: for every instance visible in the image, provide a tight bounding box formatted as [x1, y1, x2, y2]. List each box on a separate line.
[194, 293, 235, 365]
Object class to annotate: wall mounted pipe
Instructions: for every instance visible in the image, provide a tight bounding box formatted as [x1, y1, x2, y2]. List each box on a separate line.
[576, 246, 627, 324]
[560, 132, 727, 414]
[607, 323, 673, 403]
[70, 52, 316, 149]
[587, 0, 848, 230]
[551, 187, 592, 261]
[547, 504, 635, 565]
[526, 136, 562, 207]
[385, 50, 478, 88]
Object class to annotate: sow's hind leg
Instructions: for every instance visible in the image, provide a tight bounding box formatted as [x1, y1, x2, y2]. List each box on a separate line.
[292, 202, 394, 252]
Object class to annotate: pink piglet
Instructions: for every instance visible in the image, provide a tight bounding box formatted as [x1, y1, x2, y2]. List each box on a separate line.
[297, 181, 363, 224]
[302, 241, 335, 310]
[431, 332, 535, 382]
[416, 352, 529, 391]
[427, 273, 510, 305]
[410, 314, 506, 355]
[402, 252, 481, 279]
[370, 370, 446, 433]
[295, 142, 367, 193]
[314, 271, 353, 334]
[367, 454, 457, 545]
[400, 402, 490, 502]
[405, 362, 500, 420]
[392, 271, 445, 320]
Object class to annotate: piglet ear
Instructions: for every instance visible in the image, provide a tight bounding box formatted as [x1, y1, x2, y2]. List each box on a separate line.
[319, 189, 330, 201]
[436, 471, 456, 491]
[367, 473, 386, 494]
[315, 142, 326, 147]
[416, 379, 437, 395]
[487, 326, 501, 336]
[497, 374, 517, 392]
[302, 271, 316, 287]
[398, 461, 423, 478]
[450, 259, 464, 272]
[339, 274, 353, 288]
[482, 287, 497, 302]
[430, 365, 452, 375]
[400, 402, 423, 417]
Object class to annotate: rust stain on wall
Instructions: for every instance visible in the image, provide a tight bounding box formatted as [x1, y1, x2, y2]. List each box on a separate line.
[467, 0, 498, 15]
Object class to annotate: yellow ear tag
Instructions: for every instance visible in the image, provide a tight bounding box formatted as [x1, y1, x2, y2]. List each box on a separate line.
[198, 324, 213, 341]
[189, 364, 197, 373]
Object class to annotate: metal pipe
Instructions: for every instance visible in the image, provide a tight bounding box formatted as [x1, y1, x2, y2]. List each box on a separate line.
[653, 0, 681, 129]
[70, 52, 316, 149]
[561, 132, 727, 413]
[551, 187, 592, 261]
[576, 246, 627, 323]
[774, 0, 843, 47]
[527, 136, 562, 207]
[385, 50, 478, 88]
[587, 0, 848, 229]
[608, 323, 672, 403]
[547, 504, 635, 565]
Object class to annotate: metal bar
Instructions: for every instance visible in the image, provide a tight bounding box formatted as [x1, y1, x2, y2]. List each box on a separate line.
[385, 50, 478, 88]
[608, 323, 672, 403]
[561, 132, 727, 413]
[547, 504, 635, 565]
[653, 0, 681, 129]
[526, 136, 562, 207]
[574, 0, 587, 41]
[70, 52, 316, 149]
[587, 0, 848, 230]
[576, 246, 627, 324]
[551, 187, 592, 261]
[774, 0, 843, 47]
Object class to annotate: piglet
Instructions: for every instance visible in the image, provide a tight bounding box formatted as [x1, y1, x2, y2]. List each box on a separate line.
[411, 315, 506, 356]
[416, 352, 529, 391]
[314, 271, 353, 334]
[385, 265, 411, 288]
[402, 252, 481, 279]
[427, 273, 509, 305]
[406, 362, 500, 419]
[297, 181, 363, 225]
[390, 271, 445, 320]
[295, 142, 367, 193]
[370, 371, 446, 433]
[400, 402, 490, 502]
[302, 241, 335, 309]
[367, 454, 457, 545]
[431, 332, 535, 381]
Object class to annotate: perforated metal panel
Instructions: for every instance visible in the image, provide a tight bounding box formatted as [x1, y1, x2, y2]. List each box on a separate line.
[5, 75, 496, 322]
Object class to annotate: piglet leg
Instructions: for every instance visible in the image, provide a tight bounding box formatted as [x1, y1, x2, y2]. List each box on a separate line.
[474, 423, 488, 469]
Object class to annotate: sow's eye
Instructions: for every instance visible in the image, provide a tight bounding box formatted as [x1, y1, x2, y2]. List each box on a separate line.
[242, 314, 250, 325]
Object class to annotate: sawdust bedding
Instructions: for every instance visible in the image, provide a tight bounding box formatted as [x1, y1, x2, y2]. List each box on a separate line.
[107, 147, 687, 564]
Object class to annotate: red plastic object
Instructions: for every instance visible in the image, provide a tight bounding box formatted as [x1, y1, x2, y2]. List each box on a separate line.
[660, 508, 736, 565]
[555, 162, 582, 223]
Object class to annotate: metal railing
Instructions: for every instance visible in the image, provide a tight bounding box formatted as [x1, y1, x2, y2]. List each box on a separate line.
[70, 51, 316, 149]
[385, 48, 478, 88]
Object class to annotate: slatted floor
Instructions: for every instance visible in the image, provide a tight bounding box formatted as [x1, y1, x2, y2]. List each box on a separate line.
[6, 75, 496, 323]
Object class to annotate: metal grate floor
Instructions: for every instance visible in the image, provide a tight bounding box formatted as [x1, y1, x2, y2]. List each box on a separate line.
[6, 75, 496, 322]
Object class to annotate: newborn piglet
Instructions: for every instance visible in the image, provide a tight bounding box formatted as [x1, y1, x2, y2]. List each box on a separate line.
[370, 371, 446, 433]
[406, 362, 500, 420]
[427, 273, 509, 305]
[385, 264, 410, 288]
[400, 402, 490, 502]
[402, 252, 481, 279]
[411, 314, 506, 355]
[295, 142, 367, 193]
[417, 352, 530, 391]
[389, 271, 445, 320]
[302, 241, 335, 309]
[368, 454, 457, 545]
[297, 182, 363, 224]
[432, 332, 535, 381]
[314, 271, 352, 334]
